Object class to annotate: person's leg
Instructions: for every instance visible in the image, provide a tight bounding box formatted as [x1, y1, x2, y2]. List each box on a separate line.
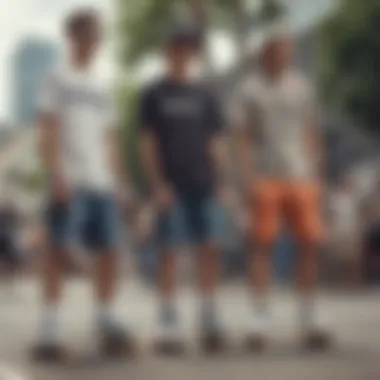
[157, 202, 181, 328]
[83, 193, 136, 355]
[85, 194, 124, 333]
[248, 180, 281, 339]
[163, 193, 222, 351]
[154, 202, 184, 351]
[35, 199, 74, 356]
[289, 182, 330, 347]
[184, 196, 221, 335]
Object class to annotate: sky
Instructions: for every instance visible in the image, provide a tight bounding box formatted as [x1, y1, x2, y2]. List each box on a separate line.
[0, 0, 113, 121]
[0, 0, 334, 122]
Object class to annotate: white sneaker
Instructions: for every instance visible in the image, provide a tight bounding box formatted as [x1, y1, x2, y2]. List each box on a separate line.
[300, 309, 330, 334]
[245, 313, 272, 352]
[154, 323, 186, 355]
[300, 311, 333, 350]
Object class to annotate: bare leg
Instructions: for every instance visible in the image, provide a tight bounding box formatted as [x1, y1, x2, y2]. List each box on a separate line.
[295, 241, 319, 297]
[94, 251, 118, 305]
[158, 250, 177, 300]
[37, 247, 67, 348]
[196, 242, 220, 328]
[196, 242, 227, 352]
[196, 242, 220, 296]
[154, 249, 185, 354]
[43, 249, 66, 305]
[249, 243, 273, 300]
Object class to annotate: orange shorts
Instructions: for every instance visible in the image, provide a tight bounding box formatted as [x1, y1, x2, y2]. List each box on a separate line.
[249, 179, 323, 245]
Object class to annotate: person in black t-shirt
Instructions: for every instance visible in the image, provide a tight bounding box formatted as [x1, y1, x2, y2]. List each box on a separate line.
[139, 25, 228, 354]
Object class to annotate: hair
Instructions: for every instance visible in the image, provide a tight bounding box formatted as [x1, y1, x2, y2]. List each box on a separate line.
[64, 7, 100, 37]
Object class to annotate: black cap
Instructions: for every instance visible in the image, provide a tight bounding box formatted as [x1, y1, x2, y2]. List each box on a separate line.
[165, 23, 203, 50]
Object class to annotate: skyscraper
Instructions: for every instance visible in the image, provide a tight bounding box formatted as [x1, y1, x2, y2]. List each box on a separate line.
[11, 37, 58, 126]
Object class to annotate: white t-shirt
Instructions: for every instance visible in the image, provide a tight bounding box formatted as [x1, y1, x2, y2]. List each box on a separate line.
[39, 63, 117, 192]
[231, 69, 317, 179]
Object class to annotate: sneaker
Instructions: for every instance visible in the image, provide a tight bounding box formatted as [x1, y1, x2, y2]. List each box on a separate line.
[31, 342, 72, 364]
[153, 324, 186, 356]
[300, 310, 333, 351]
[199, 327, 228, 354]
[302, 329, 333, 351]
[99, 322, 138, 358]
[244, 313, 271, 353]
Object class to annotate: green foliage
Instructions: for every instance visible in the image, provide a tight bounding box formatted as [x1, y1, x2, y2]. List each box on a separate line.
[118, 0, 285, 67]
[260, 0, 285, 24]
[118, 0, 187, 65]
[318, 0, 380, 133]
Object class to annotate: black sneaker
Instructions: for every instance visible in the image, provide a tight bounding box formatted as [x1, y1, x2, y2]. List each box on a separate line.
[302, 330, 333, 351]
[99, 323, 138, 358]
[245, 333, 268, 353]
[153, 338, 186, 356]
[31, 343, 72, 364]
[153, 325, 186, 356]
[199, 328, 228, 354]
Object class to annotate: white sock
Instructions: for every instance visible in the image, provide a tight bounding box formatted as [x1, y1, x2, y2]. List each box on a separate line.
[299, 296, 328, 331]
[200, 296, 218, 330]
[159, 297, 177, 327]
[253, 294, 270, 317]
[96, 304, 115, 330]
[39, 305, 60, 344]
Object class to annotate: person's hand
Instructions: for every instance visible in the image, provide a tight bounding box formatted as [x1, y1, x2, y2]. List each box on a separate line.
[118, 184, 137, 214]
[217, 185, 239, 209]
[153, 182, 174, 211]
[51, 174, 70, 204]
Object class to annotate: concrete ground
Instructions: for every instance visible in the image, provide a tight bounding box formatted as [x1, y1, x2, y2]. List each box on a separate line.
[0, 279, 379, 380]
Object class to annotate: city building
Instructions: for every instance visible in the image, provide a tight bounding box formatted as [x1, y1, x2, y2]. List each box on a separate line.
[11, 37, 58, 126]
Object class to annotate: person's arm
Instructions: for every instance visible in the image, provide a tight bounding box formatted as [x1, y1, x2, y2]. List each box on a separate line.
[235, 122, 254, 193]
[138, 86, 172, 210]
[140, 130, 166, 191]
[106, 126, 136, 209]
[38, 73, 67, 202]
[230, 81, 255, 196]
[207, 92, 230, 191]
[303, 81, 324, 180]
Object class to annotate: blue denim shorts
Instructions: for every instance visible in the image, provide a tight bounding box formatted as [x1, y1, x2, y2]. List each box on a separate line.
[46, 190, 120, 252]
[156, 194, 220, 249]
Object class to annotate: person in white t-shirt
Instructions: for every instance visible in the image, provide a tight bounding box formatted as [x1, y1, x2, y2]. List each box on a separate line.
[231, 29, 331, 350]
[32, 8, 135, 361]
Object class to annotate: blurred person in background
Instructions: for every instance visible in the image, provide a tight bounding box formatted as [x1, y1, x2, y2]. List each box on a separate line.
[0, 197, 23, 294]
[327, 175, 363, 288]
[33, 8, 135, 362]
[232, 29, 331, 351]
[139, 25, 227, 354]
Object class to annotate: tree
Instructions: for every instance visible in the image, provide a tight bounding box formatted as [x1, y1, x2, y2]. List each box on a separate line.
[318, 0, 380, 134]
[117, 0, 285, 67]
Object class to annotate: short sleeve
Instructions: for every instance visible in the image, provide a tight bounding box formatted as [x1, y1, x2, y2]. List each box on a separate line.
[138, 86, 157, 132]
[38, 71, 61, 116]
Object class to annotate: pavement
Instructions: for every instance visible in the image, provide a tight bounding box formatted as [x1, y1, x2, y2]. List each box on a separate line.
[0, 278, 379, 380]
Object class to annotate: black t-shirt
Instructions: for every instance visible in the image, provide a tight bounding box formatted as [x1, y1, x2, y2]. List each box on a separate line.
[139, 78, 223, 195]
